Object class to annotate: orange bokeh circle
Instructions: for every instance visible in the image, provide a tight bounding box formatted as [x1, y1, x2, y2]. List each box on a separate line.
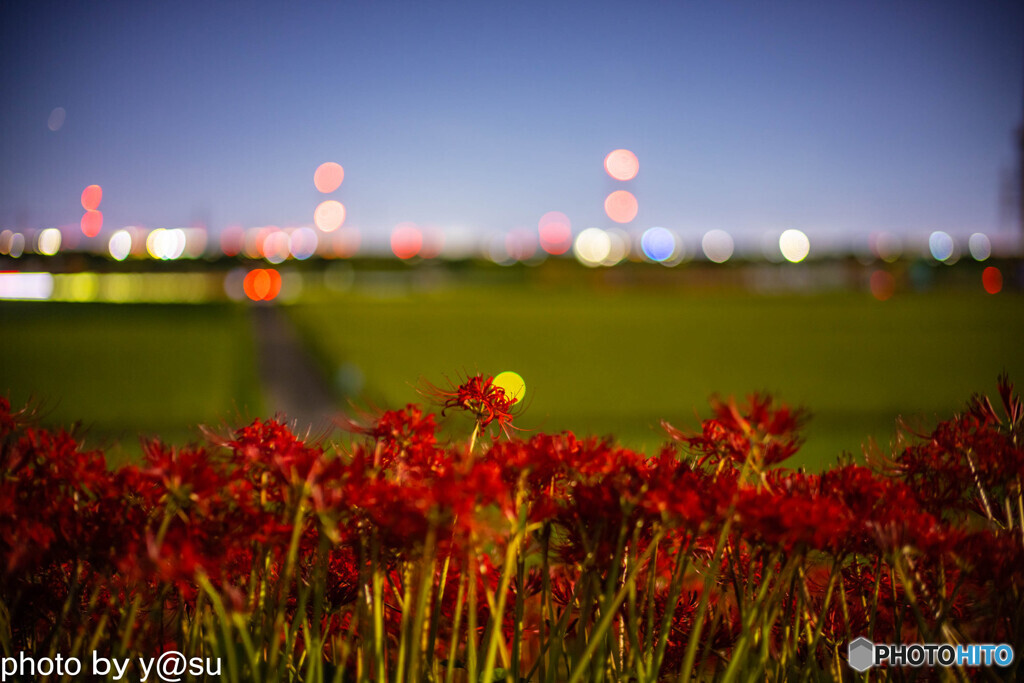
[243, 269, 282, 301]
[81, 185, 103, 211]
[391, 223, 423, 260]
[81, 210, 103, 237]
[313, 162, 345, 193]
[604, 149, 639, 181]
[604, 190, 638, 223]
[314, 200, 346, 232]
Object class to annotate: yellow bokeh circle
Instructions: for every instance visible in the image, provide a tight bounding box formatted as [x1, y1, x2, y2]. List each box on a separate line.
[493, 371, 526, 402]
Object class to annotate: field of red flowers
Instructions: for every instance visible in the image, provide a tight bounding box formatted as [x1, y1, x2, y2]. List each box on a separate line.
[2, 376, 1022, 682]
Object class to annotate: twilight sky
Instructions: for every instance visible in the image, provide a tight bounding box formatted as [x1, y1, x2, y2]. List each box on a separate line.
[1, 0, 1022, 249]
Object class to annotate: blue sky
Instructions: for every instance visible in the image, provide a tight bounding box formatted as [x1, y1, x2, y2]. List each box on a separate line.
[1, 0, 1021, 247]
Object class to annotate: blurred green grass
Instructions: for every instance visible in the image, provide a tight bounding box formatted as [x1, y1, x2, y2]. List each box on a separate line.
[2, 286, 1021, 470]
[1, 302, 263, 463]
[289, 286, 1024, 469]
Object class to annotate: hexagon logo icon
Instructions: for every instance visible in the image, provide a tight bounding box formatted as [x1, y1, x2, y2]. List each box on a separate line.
[848, 637, 875, 672]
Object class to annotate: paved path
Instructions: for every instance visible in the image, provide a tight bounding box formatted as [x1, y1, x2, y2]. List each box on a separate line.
[249, 305, 339, 439]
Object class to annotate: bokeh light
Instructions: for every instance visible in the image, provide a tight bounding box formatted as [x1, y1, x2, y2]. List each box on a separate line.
[223, 268, 247, 301]
[262, 230, 291, 264]
[314, 200, 346, 232]
[80, 210, 103, 237]
[778, 229, 810, 263]
[243, 269, 282, 301]
[182, 228, 207, 258]
[418, 224, 445, 259]
[289, 227, 318, 260]
[604, 149, 639, 181]
[37, 228, 62, 256]
[486, 234, 515, 266]
[573, 228, 612, 267]
[701, 229, 734, 263]
[871, 232, 903, 263]
[0, 272, 54, 300]
[928, 231, 954, 262]
[47, 107, 66, 132]
[330, 226, 361, 258]
[870, 270, 895, 301]
[968, 233, 991, 261]
[145, 228, 186, 260]
[243, 227, 268, 259]
[640, 227, 676, 262]
[313, 162, 345, 193]
[604, 190, 638, 224]
[391, 222, 423, 259]
[493, 371, 526, 402]
[604, 228, 630, 266]
[81, 185, 103, 211]
[538, 211, 572, 255]
[108, 230, 132, 261]
[505, 227, 538, 262]
[982, 266, 1003, 294]
[7, 233, 25, 258]
[220, 225, 244, 257]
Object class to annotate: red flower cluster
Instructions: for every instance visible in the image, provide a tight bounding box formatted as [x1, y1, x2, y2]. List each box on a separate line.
[1, 377, 1021, 679]
[422, 373, 520, 437]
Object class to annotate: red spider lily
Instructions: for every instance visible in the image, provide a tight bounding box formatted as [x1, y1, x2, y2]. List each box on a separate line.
[421, 374, 520, 437]
[3, 381, 1024, 677]
[662, 393, 807, 475]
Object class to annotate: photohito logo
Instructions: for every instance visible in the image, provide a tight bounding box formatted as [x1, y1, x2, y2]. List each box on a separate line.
[847, 637, 1014, 671]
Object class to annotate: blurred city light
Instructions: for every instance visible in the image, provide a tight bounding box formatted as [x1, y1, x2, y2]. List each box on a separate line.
[81, 185, 102, 211]
[604, 149, 639, 181]
[37, 228, 62, 256]
[538, 211, 572, 255]
[59, 272, 99, 301]
[47, 107, 66, 132]
[506, 227, 538, 262]
[289, 227, 318, 260]
[146, 228, 186, 260]
[871, 232, 903, 263]
[982, 266, 1003, 294]
[5, 232, 25, 258]
[418, 224, 445, 259]
[313, 162, 344, 193]
[870, 270, 895, 301]
[263, 230, 291, 264]
[761, 233, 784, 263]
[604, 190, 638, 223]
[243, 268, 282, 301]
[701, 229, 734, 263]
[391, 222, 423, 259]
[313, 200, 346, 232]
[486, 234, 516, 266]
[108, 230, 132, 261]
[220, 226, 244, 256]
[181, 228, 208, 258]
[328, 226, 360, 258]
[0, 272, 54, 300]
[778, 229, 810, 263]
[81, 210, 103, 237]
[603, 228, 630, 266]
[640, 227, 677, 263]
[968, 233, 991, 261]
[0, 271, 233, 303]
[573, 227, 612, 267]
[928, 231, 954, 262]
